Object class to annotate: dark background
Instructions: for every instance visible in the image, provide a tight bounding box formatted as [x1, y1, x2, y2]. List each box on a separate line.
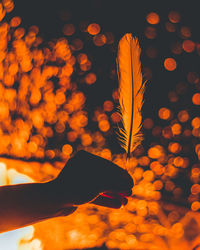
[11, 0, 200, 117]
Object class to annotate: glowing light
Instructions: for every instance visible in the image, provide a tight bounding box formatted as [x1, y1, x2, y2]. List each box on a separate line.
[165, 22, 176, 32]
[168, 11, 181, 23]
[62, 144, 73, 156]
[148, 146, 163, 159]
[105, 32, 114, 44]
[81, 133, 93, 146]
[98, 120, 110, 132]
[178, 110, 189, 123]
[103, 100, 114, 112]
[171, 42, 182, 54]
[191, 201, 200, 211]
[191, 184, 200, 195]
[87, 23, 100, 35]
[180, 26, 191, 38]
[168, 142, 182, 154]
[192, 93, 200, 105]
[192, 117, 200, 128]
[100, 148, 112, 160]
[10, 16, 21, 27]
[0, 163, 42, 249]
[182, 40, 195, 53]
[110, 112, 121, 123]
[63, 24, 75, 36]
[164, 58, 177, 71]
[72, 38, 83, 51]
[67, 131, 78, 142]
[187, 72, 199, 84]
[93, 34, 106, 46]
[146, 12, 160, 25]
[158, 107, 171, 120]
[77, 53, 88, 64]
[0, 3, 6, 21]
[85, 72, 96, 85]
[171, 123, 182, 135]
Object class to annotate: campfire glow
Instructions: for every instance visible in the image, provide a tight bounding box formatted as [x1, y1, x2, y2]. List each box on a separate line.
[0, 0, 200, 249]
[0, 161, 42, 250]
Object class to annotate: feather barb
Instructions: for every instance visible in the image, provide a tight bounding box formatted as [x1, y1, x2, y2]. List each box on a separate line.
[116, 33, 146, 158]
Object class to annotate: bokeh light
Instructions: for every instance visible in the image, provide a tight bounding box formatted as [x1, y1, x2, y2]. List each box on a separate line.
[0, 1, 200, 249]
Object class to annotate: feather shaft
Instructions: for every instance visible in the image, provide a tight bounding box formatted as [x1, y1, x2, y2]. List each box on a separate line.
[116, 33, 146, 159]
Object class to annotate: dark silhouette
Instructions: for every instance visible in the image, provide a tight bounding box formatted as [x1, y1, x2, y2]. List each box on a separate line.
[0, 150, 133, 233]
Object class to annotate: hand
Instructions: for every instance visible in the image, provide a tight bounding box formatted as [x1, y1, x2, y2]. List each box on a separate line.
[50, 150, 133, 209]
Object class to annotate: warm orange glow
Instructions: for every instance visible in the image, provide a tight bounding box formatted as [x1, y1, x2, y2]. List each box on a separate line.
[165, 22, 176, 32]
[146, 12, 160, 25]
[150, 161, 164, 175]
[148, 146, 163, 159]
[77, 53, 88, 64]
[81, 133, 93, 146]
[158, 107, 171, 120]
[10, 16, 21, 27]
[192, 117, 200, 128]
[85, 72, 97, 85]
[192, 93, 200, 105]
[178, 110, 189, 123]
[164, 58, 177, 71]
[191, 184, 200, 195]
[138, 156, 150, 166]
[195, 144, 200, 154]
[66, 131, 77, 142]
[143, 118, 154, 129]
[105, 32, 114, 44]
[153, 180, 163, 190]
[71, 38, 83, 51]
[98, 119, 110, 132]
[110, 112, 121, 123]
[100, 148, 112, 160]
[187, 72, 199, 84]
[180, 26, 191, 38]
[63, 23, 75, 36]
[173, 156, 184, 167]
[103, 100, 114, 112]
[171, 123, 182, 135]
[93, 34, 106, 46]
[62, 144, 73, 156]
[182, 40, 195, 53]
[191, 201, 200, 211]
[168, 142, 182, 153]
[168, 91, 178, 102]
[1, 2, 200, 249]
[87, 23, 100, 35]
[0, 3, 6, 21]
[168, 11, 181, 23]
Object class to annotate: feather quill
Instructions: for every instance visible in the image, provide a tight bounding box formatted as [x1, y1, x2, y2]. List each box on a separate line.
[116, 33, 146, 159]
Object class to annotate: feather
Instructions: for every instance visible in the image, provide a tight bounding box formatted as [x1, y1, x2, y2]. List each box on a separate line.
[116, 33, 146, 158]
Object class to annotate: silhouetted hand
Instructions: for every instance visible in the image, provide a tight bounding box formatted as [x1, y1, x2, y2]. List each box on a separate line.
[51, 150, 133, 210]
[0, 150, 133, 233]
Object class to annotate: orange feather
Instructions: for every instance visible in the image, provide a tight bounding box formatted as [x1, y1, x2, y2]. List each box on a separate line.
[116, 33, 146, 158]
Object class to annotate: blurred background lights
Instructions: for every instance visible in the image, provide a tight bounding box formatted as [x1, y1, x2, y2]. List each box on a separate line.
[0, 0, 200, 249]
